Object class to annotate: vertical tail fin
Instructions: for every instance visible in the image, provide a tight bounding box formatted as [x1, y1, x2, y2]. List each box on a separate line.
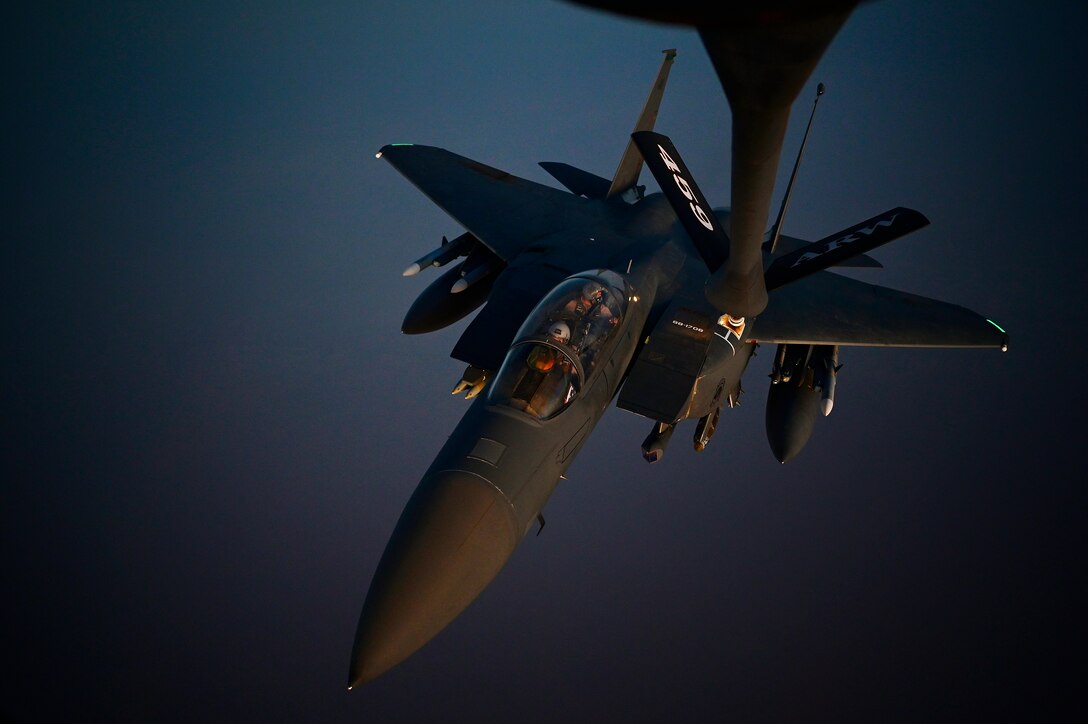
[631, 130, 729, 273]
[606, 48, 677, 200]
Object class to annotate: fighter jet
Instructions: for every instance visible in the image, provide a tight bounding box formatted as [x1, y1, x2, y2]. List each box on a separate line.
[348, 0, 1007, 687]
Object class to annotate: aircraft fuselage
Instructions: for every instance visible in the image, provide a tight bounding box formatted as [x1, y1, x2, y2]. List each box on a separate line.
[349, 200, 762, 685]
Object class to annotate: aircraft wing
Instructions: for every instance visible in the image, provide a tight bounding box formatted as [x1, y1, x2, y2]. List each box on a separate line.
[378, 143, 594, 262]
[382, 143, 638, 371]
[751, 270, 1009, 348]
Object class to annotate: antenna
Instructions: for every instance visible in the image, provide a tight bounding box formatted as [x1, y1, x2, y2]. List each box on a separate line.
[767, 82, 825, 256]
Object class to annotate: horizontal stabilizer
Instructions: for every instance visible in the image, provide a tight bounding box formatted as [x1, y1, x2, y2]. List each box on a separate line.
[769, 233, 882, 268]
[764, 207, 927, 291]
[631, 131, 728, 272]
[538, 162, 612, 199]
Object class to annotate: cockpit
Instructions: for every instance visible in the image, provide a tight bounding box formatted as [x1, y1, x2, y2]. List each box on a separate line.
[489, 271, 629, 420]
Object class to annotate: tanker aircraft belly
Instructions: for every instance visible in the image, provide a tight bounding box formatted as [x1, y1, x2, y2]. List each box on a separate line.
[348, 2, 1007, 687]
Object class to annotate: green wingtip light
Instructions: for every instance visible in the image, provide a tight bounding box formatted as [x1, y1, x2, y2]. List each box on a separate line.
[987, 319, 1009, 352]
[376, 143, 414, 159]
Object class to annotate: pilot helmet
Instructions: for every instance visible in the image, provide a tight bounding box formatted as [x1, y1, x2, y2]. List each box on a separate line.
[548, 321, 570, 343]
[581, 281, 604, 302]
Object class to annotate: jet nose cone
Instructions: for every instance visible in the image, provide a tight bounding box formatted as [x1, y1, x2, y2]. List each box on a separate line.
[348, 470, 519, 687]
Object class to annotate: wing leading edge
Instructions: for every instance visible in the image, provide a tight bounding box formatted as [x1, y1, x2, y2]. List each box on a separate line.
[752, 271, 1009, 349]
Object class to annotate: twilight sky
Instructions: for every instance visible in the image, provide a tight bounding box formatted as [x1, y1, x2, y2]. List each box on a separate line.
[6, 1, 1086, 721]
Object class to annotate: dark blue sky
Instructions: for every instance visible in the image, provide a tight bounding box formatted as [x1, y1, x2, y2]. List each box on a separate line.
[6, 1, 1086, 720]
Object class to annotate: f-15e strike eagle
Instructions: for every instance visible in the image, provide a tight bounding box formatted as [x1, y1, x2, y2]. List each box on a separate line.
[348, 0, 1007, 687]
